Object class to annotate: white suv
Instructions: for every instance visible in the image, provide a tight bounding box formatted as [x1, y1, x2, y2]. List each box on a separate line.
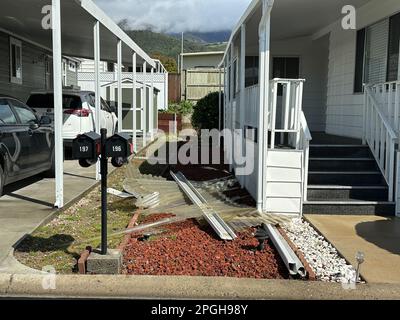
[26, 90, 117, 149]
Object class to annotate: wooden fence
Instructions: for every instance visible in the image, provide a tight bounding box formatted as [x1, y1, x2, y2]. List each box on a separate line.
[181, 68, 224, 103]
[168, 73, 181, 103]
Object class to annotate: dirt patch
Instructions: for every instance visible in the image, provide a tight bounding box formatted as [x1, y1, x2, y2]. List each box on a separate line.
[122, 214, 288, 279]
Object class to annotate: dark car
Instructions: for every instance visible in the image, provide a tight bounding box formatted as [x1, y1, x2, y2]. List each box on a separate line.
[0, 95, 54, 196]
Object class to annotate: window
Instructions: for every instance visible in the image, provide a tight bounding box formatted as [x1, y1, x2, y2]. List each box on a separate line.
[273, 57, 300, 95]
[68, 61, 76, 72]
[0, 99, 17, 125]
[365, 19, 389, 85]
[10, 38, 22, 84]
[387, 12, 400, 82]
[233, 59, 238, 99]
[273, 57, 300, 79]
[354, 14, 400, 91]
[10, 100, 37, 125]
[245, 56, 259, 87]
[354, 28, 366, 93]
[107, 62, 115, 72]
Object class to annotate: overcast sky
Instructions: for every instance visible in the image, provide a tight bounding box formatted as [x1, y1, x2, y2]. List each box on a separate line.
[94, 0, 252, 33]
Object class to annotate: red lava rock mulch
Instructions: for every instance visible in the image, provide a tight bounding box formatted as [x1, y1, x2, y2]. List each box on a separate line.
[122, 214, 288, 279]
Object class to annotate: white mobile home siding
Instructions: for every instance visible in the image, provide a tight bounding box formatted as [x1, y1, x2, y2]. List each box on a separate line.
[0, 31, 47, 102]
[323, 0, 400, 139]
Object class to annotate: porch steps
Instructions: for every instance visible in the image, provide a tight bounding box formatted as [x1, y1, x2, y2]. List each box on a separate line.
[303, 143, 395, 216]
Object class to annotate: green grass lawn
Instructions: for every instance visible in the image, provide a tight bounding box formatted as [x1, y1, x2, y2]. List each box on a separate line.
[14, 166, 136, 274]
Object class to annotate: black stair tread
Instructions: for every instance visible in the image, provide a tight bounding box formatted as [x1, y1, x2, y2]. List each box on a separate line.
[305, 200, 395, 204]
[305, 137, 394, 215]
[309, 157, 374, 160]
[309, 171, 381, 174]
[308, 185, 387, 189]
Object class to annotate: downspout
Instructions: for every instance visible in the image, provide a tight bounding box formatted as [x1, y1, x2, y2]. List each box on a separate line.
[256, 0, 274, 212]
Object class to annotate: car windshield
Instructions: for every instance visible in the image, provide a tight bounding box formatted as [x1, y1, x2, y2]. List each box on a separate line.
[26, 94, 83, 110]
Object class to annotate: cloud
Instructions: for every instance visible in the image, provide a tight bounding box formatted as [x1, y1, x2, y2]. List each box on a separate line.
[94, 0, 252, 33]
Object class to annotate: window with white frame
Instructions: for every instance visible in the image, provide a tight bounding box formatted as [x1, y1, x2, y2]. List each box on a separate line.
[354, 12, 400, 92]
[9, 38, 22, 84]
[68, 61, 76, 72]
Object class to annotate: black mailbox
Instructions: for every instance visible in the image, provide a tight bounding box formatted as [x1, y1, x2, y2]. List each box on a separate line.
[72, 132, 101, 160]
[105, 132, 133, 158]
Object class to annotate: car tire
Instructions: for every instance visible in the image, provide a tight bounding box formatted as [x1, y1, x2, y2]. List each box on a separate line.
[0, 165, 4, 197]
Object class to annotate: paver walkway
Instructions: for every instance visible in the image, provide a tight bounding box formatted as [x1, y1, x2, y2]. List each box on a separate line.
[306, 215, 400, 284]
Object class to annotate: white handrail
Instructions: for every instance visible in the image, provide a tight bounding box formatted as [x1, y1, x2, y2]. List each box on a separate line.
[300, 111, 312, 204]
[364, 86, 397, 201]
[366, 81, 400, 133]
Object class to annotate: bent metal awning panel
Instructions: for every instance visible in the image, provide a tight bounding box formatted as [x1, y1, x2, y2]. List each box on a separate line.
[0, 0, 155, 68]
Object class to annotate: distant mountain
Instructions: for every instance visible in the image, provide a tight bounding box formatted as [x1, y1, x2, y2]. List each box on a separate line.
[124, 29, 227, 62]
[169, 31, 231, 44]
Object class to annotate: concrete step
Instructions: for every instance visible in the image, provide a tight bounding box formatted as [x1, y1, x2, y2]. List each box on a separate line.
[307, 185, 389, 201]
[308, 171, 385, 186]
[309, 158, 378, 172]
[310, 145, 372, 158]
[303, 201, 395, 216]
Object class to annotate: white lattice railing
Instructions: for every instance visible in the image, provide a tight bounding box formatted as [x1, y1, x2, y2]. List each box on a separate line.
[367, 81, 400, 133]
[364, 85, 398, 201]
[78, 72, 167, 83]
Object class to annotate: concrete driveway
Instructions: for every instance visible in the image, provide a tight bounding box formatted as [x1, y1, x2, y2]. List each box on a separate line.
[306, 215, 400, 284]
[0, 161, 100, 264]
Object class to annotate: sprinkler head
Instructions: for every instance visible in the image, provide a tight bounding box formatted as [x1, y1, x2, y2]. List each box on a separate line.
[355, 251, 365, 264]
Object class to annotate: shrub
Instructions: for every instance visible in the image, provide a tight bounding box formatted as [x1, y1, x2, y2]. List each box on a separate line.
[162, 100, 194, 116]
[191, 92, 222, 130]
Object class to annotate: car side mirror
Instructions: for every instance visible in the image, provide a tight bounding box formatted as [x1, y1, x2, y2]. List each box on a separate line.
[39, 115, 52, 126]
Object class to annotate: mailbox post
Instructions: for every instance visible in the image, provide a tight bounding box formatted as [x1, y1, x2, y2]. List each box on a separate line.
[100, 128, 108, 255]
[72, 129, 133, 255]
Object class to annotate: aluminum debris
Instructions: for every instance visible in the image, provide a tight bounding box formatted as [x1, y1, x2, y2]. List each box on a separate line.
[108, 186, 160, 209]
[170, 171, 237, 241]
[265, 223, 306, 278]
[107, 188, 135, 199]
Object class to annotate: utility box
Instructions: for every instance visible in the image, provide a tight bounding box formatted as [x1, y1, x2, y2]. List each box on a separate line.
[72, 132, 101, 160]
[105, 132, 133, 158]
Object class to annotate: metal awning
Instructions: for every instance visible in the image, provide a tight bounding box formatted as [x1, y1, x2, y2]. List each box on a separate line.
[0, 0, 160, 208]
[0, 0, 155, 68]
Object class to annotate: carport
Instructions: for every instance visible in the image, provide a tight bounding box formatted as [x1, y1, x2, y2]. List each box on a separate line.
[0, 0, 157, 208]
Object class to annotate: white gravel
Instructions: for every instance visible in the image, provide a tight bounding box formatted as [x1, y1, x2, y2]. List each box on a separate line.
[282, 218, 357, 283]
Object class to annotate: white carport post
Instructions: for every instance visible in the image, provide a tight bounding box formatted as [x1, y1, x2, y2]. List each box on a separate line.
[117, 40, 123, 133]
[240, 24, 246, 132]
[257, 0, 274, 213]
[52, 0, 64, 208]
[142, 62, 147, 147]
[132, 52, 137, 152]
[229, 43, 234, 172]
[150, 67, 154, 141]
[223, 60, 226, 130]
[165, 71, 169, 110]
[218, 65, 222, 132]
[94, 20, 101, 181]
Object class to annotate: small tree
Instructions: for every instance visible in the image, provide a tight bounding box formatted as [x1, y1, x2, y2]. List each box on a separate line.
[163, 100, 194, 116]
[191, 92, 222, 131]
[152, 53, 178, 73]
